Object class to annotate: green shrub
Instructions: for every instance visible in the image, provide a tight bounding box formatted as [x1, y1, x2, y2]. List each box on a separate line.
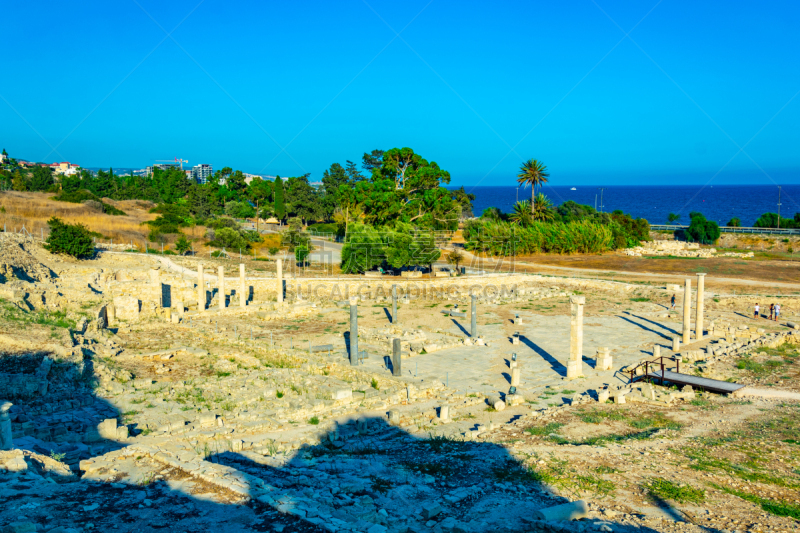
[44, 217, 95, 259]
[686, 213, 720, 244]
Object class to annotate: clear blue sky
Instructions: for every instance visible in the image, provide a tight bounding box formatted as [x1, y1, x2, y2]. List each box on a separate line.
[2, 0, 799, 186]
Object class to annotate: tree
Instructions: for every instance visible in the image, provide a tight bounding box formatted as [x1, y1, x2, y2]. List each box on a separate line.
[481, 206, 505, 222]
[726, 217, 741, 227]
[517, 159, 549, 215]
[30, 166, 55, 191]
[285, 176, 320, 223]
[340, 224, 385, 274]
[345, 160, 365, 183]
[686, 213, 720, 244]
[295, 246, 310, 266]
[509, 201, 533, 226]
[227, 170, 247, 196]
[175, 235, 191, 255]
[247, 177, 273, 205]
[753, 212, 795, 229]
[532, 193, 555, 221]
[224, 200, 255, 219]
[322, 163, 348, 198]
[44, 217, 94, 259]
[667, 213, 681, 224]
[60, 174, 82, 193]
[273, 176, 285, 221]
[447, 249, 464, 272]
[362, 149, 384, 172]
[209, 227, 249, 250]
[451, 186, 476, 219]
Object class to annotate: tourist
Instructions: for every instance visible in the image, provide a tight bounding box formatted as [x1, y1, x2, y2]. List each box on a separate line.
[754, 303, 760, 319]
[671, 294, 676, 310]
[769, 303, 775, 320]
[775, 303, 781, 322]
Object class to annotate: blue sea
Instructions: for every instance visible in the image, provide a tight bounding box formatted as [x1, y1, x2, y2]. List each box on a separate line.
[455, 185, 800, 227]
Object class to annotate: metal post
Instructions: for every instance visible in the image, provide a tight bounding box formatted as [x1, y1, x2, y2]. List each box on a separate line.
[349, 298, 358, 366]
[470, 294, 477, 337]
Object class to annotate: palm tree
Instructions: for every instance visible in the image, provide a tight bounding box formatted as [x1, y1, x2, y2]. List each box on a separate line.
[532, 193, 555, 221]
[517, 159, 549, 215]
[509, 200, 533, 226]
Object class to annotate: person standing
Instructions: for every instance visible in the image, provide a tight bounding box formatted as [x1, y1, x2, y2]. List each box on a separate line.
[775, 303, 781, 322]
[754, 303, 760, 319]
[671, 294, 676, 310]
[769, 303, 775, 321]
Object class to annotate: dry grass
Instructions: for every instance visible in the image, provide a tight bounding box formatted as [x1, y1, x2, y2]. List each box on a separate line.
[0, 191, 207, 247]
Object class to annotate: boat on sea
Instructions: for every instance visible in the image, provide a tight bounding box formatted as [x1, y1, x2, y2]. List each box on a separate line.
[570, 187, 576, 190]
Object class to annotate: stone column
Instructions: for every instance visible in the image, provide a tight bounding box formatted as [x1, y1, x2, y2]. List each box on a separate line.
[277, 259, 284, 304]
[510, 367, 521, 387]
[392, 338, 402, 377]
[470, 295, 477, 337]
[239, 264, 247, 308]
[0, 400, 13, 450]
[695, 273, 705, 341]
[596, 347, 613, 371]
[439, 405, 449, 421]
[197, 264, 205, 312]
[218, 266, 226, 311]
[392, 284, 398, 325]
[682, 278, 691, 345]
[672, 337, 681, 352]
[653, 344, 661, 359]
[567, 295, 585, 379]
[349, 297, 358, 366]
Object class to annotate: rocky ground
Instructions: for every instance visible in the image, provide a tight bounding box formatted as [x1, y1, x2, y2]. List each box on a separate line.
[0, 232, 799, 533]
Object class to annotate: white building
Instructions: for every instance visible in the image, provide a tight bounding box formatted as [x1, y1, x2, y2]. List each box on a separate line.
[192, 164, 213, 185]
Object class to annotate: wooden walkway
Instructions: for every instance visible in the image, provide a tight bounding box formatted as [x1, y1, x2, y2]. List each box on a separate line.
[644, 369, 746, 394]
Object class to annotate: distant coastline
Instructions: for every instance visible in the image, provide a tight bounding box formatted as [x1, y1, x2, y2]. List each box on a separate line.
[450, 185, 800, 227]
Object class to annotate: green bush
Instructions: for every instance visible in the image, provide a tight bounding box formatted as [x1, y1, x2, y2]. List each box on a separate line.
[209, 227, 249, 251]
[224, 200, 256, 219]
[686, 213, 720, 244]
[463, 219, 613, 255]
[44, 217, 95, 259]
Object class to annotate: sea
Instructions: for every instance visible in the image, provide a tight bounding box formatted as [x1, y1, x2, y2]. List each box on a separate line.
[455, 185, 800, 227]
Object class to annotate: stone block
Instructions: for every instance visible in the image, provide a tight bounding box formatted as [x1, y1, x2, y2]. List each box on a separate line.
[332, 389, 352, 401]
[421, 503, 442, 519]
[597, 389, 610, 403]
[533, 500, 588, 521]
[113, 295, 140, 322]
[97, 418, 117, 440]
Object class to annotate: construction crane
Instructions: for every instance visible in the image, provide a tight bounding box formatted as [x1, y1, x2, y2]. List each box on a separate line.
[155, 158, 189, 170]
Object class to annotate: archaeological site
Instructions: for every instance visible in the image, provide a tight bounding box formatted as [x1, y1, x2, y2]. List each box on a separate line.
[1, 232, 799, 533]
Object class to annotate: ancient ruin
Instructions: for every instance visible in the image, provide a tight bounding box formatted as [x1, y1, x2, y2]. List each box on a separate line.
[1, 232, 799, 533]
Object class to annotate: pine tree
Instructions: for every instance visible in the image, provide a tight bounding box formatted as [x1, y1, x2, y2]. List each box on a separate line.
[274, 176, 285, 221]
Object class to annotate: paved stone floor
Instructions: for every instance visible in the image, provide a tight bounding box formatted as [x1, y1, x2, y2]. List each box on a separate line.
[362, 309, 686, 402]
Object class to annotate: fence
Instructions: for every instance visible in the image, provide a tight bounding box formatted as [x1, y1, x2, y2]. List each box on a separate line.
[651, 224, 800, 236]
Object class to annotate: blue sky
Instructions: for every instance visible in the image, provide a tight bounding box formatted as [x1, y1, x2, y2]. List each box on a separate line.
[2, 0, 799, 186]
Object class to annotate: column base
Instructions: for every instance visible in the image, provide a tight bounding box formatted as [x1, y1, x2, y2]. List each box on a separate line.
[566, 360, 583, 380]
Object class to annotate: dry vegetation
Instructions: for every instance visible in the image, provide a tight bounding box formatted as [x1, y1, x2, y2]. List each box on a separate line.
[0, 191, 207, 247]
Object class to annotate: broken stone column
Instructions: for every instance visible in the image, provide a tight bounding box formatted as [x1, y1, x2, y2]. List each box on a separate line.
[349, 297, 358, 366]
[439, 405, 449, 421]
[510, 367, 521, 387]
[672, 336, 681, 352]
[567, 295, 585, 379]
[392, 338, 402, 377]
[695, 273, 705, 341]
[653, 344, 661, 358]
[596, 347, 613, 371]
[392, 284, 398, 325]
[0, 401, 13, 450]
[277, 259, 284, 304]
[682, 278, 691, 345]
[107, 303, 116, 324]
[239, 264, 247, 308]
[218, 266, 226, 310]
[470, 294, 477, 337]
[197, 263, 205, 312]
